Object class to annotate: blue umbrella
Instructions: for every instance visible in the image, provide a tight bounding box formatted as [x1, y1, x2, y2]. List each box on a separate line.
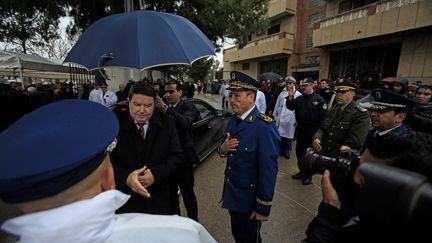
[64, 10, 215, 71]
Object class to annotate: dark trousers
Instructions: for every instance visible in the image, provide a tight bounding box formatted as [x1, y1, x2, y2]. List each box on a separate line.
[296, 127, 317, 177]
[170, 165, 198, 221]
[279, 137, 292, 157]
[222, 96, 228, 109]
[229, 210, 262, 243]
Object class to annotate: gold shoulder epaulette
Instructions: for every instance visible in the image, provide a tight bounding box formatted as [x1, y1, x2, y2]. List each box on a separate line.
[356, 105, 368, 112]
[258, 113, 273, 123]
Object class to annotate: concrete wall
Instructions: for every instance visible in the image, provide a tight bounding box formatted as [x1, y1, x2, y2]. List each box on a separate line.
[398, 30, 432, 83]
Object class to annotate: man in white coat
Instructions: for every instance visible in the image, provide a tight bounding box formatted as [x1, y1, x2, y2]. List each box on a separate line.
[255, 90, 267, 113]
[89, 82, 103, 103]
[272, 76, 301, 159]
[100, 82, 118, 109]
[219, 80, 230, 110]
[0, 100, 216, 243]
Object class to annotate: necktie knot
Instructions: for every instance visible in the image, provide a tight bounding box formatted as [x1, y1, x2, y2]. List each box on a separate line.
[137, 123, 146, 139]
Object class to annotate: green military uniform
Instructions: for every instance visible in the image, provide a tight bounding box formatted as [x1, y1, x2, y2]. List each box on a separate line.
[313, 78, 370, 156]
[314, 101, 370, 156]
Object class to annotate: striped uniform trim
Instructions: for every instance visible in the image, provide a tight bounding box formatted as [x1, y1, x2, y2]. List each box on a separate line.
[371, 101, 406, 110]
[230, 81, 259, 91]
[334, 86, 356, 91]
[256, 197, 272, 206]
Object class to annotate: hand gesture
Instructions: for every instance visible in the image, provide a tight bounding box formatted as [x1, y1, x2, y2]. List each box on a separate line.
[220, 132, 239, 154]
[126, 166, 151, 198]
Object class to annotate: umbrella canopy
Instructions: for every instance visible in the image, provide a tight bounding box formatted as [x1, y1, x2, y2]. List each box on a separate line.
[64, 10, 216, 71]
[259, 72, 281, 81]
[381, 77, 397, 82]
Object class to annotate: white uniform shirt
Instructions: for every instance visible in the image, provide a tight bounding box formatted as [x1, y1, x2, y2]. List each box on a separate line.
[1, 190, 216, 243]
[89, 88, 103, 104]
[273, 89, 302, 139]
[102, 90, 118, 109]
[255, 90, 267, 113]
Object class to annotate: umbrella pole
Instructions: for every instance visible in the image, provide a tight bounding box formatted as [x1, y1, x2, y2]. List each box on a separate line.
[147, 68, 153, 83]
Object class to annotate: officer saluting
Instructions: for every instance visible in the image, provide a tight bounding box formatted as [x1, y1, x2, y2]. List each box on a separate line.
[218, 71, 280, 243]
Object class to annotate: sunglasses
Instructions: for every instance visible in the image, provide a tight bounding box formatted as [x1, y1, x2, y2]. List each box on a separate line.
[165, 90, 176, 94]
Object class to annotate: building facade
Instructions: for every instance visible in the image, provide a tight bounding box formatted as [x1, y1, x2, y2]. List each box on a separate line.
[223, 0, 297, 80]
[224, 0, 432, 84]
[314, 0, 432, 84]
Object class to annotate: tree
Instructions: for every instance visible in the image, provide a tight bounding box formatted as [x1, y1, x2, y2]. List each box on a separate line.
[64, 0, 269, 48]
[0, 0, 67, 54]
[187, 58, 214, 81]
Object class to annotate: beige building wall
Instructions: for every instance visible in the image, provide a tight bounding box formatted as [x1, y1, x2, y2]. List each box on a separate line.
[398, 31, 432, 83]
[314, 0, 432, 83]
[222, 0, 297, 80]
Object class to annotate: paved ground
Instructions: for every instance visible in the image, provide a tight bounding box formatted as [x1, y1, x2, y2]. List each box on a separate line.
[179, 92, 323, 243]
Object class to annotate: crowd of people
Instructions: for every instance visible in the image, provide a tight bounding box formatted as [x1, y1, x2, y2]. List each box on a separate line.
[1, 70, 431, 242]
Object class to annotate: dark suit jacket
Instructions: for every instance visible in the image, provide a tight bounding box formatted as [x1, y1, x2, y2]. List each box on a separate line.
[166, 99, 199, 166]
[110, 108, 183, 214]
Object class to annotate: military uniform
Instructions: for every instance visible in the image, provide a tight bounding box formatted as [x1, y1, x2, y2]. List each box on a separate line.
[314, 79, 370, 157]
[218, 71, 280, 243]
[360, 89, 419, 152]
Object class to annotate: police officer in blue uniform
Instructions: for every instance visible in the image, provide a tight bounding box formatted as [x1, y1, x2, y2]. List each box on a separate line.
[218, 71, 280, 243]
[361, 89, 419, 152]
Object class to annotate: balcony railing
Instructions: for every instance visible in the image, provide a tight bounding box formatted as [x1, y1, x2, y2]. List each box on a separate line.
[319, 0, 420, 28]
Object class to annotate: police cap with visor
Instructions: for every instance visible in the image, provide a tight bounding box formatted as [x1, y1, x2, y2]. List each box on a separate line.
[0, 100, 119, 203]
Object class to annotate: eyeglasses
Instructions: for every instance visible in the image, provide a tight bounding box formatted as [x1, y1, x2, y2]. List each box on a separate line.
[165, 90, 176, 94]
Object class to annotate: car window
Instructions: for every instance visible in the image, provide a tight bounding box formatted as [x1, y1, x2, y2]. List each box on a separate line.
[194, 102, 215, 120]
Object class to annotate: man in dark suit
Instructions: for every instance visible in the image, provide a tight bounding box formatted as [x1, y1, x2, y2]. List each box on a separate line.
[110, 81, 183, 215]
[218, 71, 280, 243]
[155, 80, 200, 221]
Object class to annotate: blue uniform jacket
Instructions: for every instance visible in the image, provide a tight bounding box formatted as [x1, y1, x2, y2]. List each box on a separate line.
[221, 107, 280, 216]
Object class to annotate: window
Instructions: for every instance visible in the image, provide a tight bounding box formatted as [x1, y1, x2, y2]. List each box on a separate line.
[193, 102, 214, 120]
[242, 63, 250, 70]
[306, 34, 313, 48]
[306, 56, 320, 65]
[309, 0, 324, 8]
[267, 23, 280, 35]
[339, 0, 352, 14]
[307, 12, 325, 28]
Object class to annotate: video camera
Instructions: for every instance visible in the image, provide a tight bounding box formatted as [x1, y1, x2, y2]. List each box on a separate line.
[300, 147, 360, 195]
[299, 147, 361, 221]
[356, 163, 432, 228]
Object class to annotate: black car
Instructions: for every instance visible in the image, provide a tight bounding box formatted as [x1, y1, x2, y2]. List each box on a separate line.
[112, 98, 231, 164]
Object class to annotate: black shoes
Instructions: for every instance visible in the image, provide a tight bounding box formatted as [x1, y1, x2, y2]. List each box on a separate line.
[302, 177, 312, 185]
[292, 172, 312, 185]
[291, 172, 303, 179]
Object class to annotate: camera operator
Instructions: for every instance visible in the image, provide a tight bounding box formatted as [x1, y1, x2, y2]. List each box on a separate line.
[303, 131, 432, 243]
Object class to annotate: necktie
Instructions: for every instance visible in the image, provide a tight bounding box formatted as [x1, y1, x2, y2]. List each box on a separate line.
[138, 123, 145, 139]
[236, 117, 242, 126]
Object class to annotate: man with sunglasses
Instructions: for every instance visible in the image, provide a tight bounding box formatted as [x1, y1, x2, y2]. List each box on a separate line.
[312, 78, 370, 157]
[155, 80, 200, 221]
